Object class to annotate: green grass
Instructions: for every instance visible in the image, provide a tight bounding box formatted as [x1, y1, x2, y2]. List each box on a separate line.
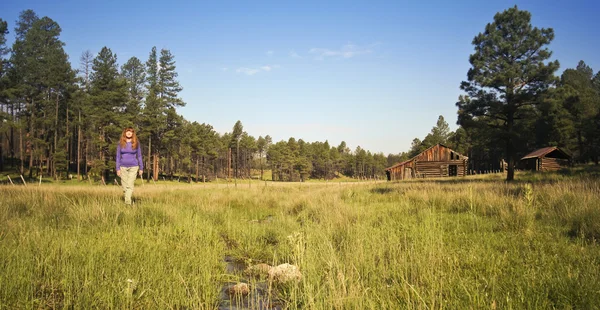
[1, 169, 599, 309]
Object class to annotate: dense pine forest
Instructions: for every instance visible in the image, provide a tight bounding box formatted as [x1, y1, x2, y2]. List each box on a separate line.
[0, 7, 599, 183]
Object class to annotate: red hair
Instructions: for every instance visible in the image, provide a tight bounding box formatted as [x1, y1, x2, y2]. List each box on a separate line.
[119, 127, 138, 149]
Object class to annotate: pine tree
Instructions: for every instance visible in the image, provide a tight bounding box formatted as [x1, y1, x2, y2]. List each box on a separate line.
[560, 61, 599, 161]
[143, 47, 184, 181]
[89, 46, 127, 181]
[7, 10, 39, 177]
[0, 18, 8, 172]
[257, 136, 267, 180]
[25, 17, 75, 178]
[7, 13, 74, 178]
[121, 56, 146, 123]
[457, 6, 559, 181]
[429, 115, 451, 145]
[70, 50, 95, 180]
[230, 120, 244, 178]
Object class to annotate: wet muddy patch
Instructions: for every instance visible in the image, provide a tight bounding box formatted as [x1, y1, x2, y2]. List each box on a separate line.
[219, 256, 300, 310]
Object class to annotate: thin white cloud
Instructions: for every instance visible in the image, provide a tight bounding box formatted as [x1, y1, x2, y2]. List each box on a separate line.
[289, 50, 302, 58]
[221, 67, 228, 71]
[236, 64, 280, 76]
[309, 43, 375, 60]
[266, 50, 274, 56]
[237, 67, 261, 75]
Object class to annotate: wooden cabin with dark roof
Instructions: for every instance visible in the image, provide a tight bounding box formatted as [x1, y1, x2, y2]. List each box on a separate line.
[385, 144, 468, 181]
[520, 147, 571, 171]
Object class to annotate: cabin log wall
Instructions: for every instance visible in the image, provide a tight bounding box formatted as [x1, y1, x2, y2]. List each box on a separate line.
[386, 144, 468, 181]
[541, 158, 569, 171]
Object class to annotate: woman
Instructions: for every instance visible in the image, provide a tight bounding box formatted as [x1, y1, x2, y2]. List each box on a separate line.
[116, 127, 144, 205]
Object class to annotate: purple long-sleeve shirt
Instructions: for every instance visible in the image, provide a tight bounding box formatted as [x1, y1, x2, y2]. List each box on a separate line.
[116, 142, 144, 170]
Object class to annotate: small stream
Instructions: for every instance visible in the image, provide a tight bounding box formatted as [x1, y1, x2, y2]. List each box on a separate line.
[218, 256, 283, 310]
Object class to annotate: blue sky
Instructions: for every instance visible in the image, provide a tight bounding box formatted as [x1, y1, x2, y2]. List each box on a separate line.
[2, 0, 599, 155]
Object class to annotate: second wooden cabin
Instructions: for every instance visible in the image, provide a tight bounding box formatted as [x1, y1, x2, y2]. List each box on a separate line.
[386, 144, 468, 181]
[520, 146, 571, 171]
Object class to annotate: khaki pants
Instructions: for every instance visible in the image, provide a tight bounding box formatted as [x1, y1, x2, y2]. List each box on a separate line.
[120, 166, 139, 204]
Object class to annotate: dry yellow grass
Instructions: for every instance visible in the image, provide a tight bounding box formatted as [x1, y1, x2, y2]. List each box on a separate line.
[1, 169, 599, 308]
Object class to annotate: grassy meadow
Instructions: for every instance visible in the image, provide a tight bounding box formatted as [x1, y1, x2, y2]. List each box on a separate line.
[1, 168, 600, 309]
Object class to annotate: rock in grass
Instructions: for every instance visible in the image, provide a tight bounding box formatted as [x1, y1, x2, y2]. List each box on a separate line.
[228, 282, 250, 296]
[244, 263, 272, 278]
[268, 263, 302, 283]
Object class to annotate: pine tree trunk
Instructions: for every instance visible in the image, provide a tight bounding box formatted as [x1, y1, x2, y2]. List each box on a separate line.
[147, 136, 151, 181]
[0, 132, 3, 172]
[66, 102, 69, 177]
[235, 144, 239, 179]
[228, 148, 232, 180]
[195, 156, 199, 182]
[506, 111, 515, 181]
[260, 152, 263, 180]
[100, 128, 106, 181]
[54, 92, 59, 179]
[19, 124, 24, 175]
[170, 155, 174, 178]
[10, 103, 15, 167]
[84, 137, 88, 178]
[77, 110, 81, 180]
[28, 99, 35, 179]
[201, 156, 204, 182]
[577, 130, 583, 162]
[153, 153, 159, 181]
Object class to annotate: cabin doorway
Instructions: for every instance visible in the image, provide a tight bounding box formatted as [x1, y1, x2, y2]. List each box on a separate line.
[449, 165, 458, 177]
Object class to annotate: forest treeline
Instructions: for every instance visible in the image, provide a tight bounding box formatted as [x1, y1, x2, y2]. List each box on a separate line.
[0, 7, 599, 182]
[0, 10, 395, 182]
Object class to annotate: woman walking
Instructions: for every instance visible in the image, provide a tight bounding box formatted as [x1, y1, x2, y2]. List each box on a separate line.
[116, 127, 144, 205]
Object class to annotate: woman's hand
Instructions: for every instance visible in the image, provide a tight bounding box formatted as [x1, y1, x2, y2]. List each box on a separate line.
[139, 170, 143, 176]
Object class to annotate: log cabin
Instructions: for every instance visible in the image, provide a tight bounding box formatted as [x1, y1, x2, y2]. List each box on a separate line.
[385, 144, 468, 181]
[520, 147, 571, 171]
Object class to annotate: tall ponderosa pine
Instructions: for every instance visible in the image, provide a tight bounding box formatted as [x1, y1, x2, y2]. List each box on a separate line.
[257, 136, 267, 180]
[76, 50, 95, 158]
[560, 61, 600, 161]
[0, 18, 8, 172]
[8, 13, 74, 178]
[143, 47, 159, 180]
[27, 17, 75, 178]
[230, 120, 244, 178]
[74, 50, 94, 180]
[534, 86, 575, 151]
[457, 6, 559, 181]
[143, 46, 184, 180]
[258, 135, 272, 180]
[240, 132, 257, 178]
[89, 46, 127, 180]
[187, 121, 219, 181]
[159, 48, 185, 178]
[121, 56, 146, 123]
[414, 115, 452, 153]
[428, 115, 451, 145]
[7, 10, 39, 176]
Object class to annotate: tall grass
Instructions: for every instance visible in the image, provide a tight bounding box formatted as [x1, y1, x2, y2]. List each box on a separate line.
[1, 170, 599, 308]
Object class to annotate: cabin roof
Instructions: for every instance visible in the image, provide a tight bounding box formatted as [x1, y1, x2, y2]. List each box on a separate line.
[521, 147, 571, 160]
